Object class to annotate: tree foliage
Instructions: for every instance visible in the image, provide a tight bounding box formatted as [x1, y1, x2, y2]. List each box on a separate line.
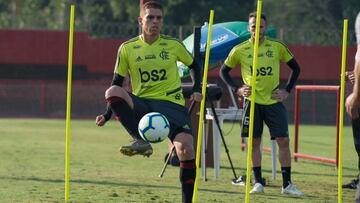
[262, 0, 359, 30]
[0, 0, 359, 44]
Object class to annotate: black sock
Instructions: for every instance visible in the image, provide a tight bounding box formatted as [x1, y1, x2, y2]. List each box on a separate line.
[281, 166, 291, 188]
[354, 140, 360, 172]
[355, 143, 360, 172]
[252, 166, 262, 184]
[180, 159, 196, 203]
[351, 117, 360, 172]
[106, 96, 141, 140]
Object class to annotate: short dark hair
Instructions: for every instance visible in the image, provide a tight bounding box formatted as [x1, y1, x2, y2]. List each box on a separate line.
[248, 11, 267, 22]
[140, 1, 163, 16]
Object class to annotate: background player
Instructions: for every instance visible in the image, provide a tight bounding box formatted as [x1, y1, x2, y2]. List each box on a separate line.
[220, 11, 303, 196]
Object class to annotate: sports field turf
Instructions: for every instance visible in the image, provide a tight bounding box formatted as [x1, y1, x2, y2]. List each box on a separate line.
[0, 118, 357, 202]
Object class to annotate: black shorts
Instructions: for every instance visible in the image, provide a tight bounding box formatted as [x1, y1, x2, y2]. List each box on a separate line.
[241, 99, 289, 138]
[130, 94, 192, 141]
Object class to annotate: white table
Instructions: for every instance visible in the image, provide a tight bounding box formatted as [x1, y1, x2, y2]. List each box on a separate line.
[201, 108, 243, 179]
[201, 107, 278, 181]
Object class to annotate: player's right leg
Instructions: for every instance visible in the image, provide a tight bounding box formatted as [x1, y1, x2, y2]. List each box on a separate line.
[241, 100, 265, 193]
[105, 86, 153, 157]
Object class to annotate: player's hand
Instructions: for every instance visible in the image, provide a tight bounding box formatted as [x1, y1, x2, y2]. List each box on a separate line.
[271, 89, 289, 102]
[191, 92, 202, 102]
[345, 71, 355, 84]
[237, 85, 252, 97]
[345, 93, 360, 118]
[95, 115, 107, 126]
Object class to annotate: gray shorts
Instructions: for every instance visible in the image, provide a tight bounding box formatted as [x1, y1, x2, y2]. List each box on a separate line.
[241, 99, 289, 138]
[130, 94, 192, 141]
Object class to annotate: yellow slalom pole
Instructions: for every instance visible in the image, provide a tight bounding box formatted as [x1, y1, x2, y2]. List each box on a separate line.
[192, 10, 214, 203]
[65, 3, 75, 202]
[338, 18, 348, 203]
[245, 1, 262, 202]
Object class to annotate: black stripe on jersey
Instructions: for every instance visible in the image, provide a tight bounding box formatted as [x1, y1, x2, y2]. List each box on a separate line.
[166, 86, 182, 96]
[122, 36, 140, 45]
[160, 35, 192, 55]
[233, 40, 249, 50]
[160, 34, 183, 44]
[266, 38, 294, 57]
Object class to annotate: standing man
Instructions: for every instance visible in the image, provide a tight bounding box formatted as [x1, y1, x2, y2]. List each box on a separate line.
[95, 2, 202, 202]
[220, 12, 303, 196]
[345, 11, 360, 202]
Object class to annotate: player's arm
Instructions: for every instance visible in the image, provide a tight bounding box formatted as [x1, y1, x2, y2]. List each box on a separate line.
[346, 71, 355, 84]
[103, 74, 125, 121]
[97, 44, 129, 126]
[353, 52, 360, 100]
[220, 64, 240, 91]
[271, 58, 300, 102]
[284, 58, 301, 93]
[96, 74, 125, 126]
[220, 64, 251, 97]
[188, 60, 201, 93]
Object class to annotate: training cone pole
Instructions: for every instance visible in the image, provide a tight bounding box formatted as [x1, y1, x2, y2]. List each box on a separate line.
[193, 10, 214, 203]
[65, 3, 75, 202]
[338, 18, 348, 203]
[245, 1, 262, 202]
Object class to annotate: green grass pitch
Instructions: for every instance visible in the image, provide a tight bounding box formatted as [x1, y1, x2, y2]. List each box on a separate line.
[0, 118, 357, 202]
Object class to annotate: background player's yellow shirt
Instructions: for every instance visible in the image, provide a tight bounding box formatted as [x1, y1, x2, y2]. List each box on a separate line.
[114, 35, 193, 106]
[225, 37, 294, 105]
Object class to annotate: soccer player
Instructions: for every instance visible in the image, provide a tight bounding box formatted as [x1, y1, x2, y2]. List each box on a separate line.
[95, 2, 201, 202]
[220, 12, 303, 196]
[345, 11, 360, 202]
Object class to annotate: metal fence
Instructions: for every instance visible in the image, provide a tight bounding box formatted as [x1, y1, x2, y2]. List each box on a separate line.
[87, 21, 194, 40]
[0, 20, 356, 45]
[87, 22, 357, 45]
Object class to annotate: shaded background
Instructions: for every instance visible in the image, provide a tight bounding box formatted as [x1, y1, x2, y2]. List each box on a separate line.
[0, 0, 359, 125]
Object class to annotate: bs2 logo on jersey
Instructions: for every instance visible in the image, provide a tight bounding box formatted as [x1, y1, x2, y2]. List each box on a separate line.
[139, 68, 167, 82]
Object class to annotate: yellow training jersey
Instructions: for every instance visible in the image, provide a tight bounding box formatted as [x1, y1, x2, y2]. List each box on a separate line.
[114, 35, 193, 106]
[224, 37, 294, 105]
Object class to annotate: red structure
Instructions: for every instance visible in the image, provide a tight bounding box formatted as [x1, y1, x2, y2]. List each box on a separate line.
[0, 29, 125, 77]
[293, 85, 340, 167]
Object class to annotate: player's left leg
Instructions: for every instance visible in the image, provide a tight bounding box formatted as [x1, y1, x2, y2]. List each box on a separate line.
[264, 102, 303, 196]
[105, 86, 153, 157]
[173, 132, 195, 203]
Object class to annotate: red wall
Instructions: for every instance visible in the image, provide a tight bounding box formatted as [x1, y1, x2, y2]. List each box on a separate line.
[0, 29, 357, 80]
[208, 45, 357, 80]
[0, 29, 125, 74]
[288, 45, 356, 80]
